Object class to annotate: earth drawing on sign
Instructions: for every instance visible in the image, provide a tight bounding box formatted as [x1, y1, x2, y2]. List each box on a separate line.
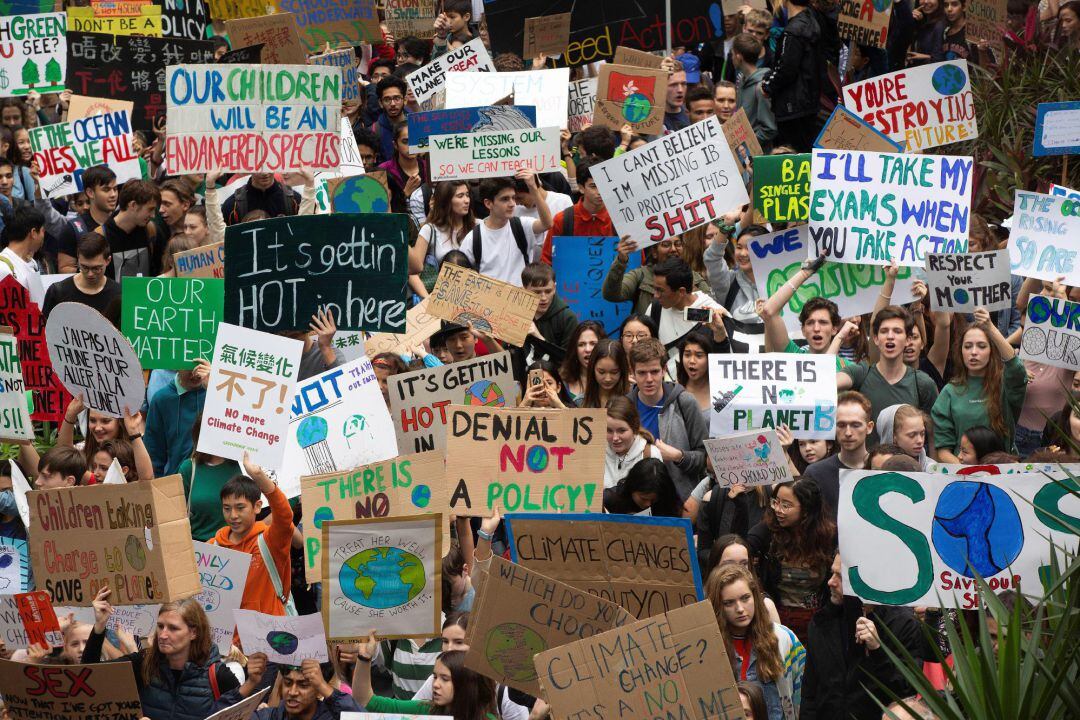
[339, 546, 426, 609]
[266, 630, 299, 655]
[331, 175, 390, 213]
[485, 623, 547, 682]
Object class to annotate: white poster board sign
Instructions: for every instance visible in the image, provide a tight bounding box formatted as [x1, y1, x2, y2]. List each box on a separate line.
[233, 610, 329, 664]
[703, 430, 793, 488]
[205, 688, 271, 720]
[925, 250, 1012, 312]
[406, 37, 494, 104]
[0, 333, 33, 441]
[1009, 191, 1080, 286]
[1020, 295, 1080, 371]
[445, 68, 571, 130]
[429, 126, 560, 181]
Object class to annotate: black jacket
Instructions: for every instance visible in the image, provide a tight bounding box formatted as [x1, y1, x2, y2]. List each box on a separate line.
[747, 521, 832, 611]
[696, 484, 766, 578]
[801, 597, 927, 720]
[762, 9, 824, 121]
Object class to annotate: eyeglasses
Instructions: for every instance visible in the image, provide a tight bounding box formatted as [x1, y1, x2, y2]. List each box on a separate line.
[770, 499, 796, 511]
[79, 262, 107, 274]
[622, 332, 651, 342]
[658, 239, 684, 249]
[381, 95, 405, 105]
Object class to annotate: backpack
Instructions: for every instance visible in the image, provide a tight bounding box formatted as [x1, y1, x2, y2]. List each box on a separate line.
[228, 183, 299, 224]
[470, 216, 529, 271]
[560, 205, 575, 236]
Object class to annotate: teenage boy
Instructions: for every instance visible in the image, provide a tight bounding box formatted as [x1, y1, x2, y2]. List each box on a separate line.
[42, 232, 120, 318]
[244, 660, 362, 719]
[663, 63, 689, 133]
[57, 165, 117, 272]
[211, 455, 295, 615]
[523, 263, 579, 350]
[686, 86, 717, 124]
[627, 338, 707, 500]
[91, 179, 160, 280]
[432, 0, 475, 54]
[144, 359, 209, 476]
[803, 391, 874, 518]
[758, 254, 849, 369]
[539, 161, 614, 264]
[35, 447, 88, 489]
[471, 173, 552, 285]
[429, 323, 504, 363]
[651, 257, 728, 372]
[0, 205, 46, 304]
[372, 76, 409, 161]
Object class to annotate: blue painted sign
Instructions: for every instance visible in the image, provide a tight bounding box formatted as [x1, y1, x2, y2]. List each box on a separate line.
[552, 236, 639, 335]
[407, 105, 536, 153]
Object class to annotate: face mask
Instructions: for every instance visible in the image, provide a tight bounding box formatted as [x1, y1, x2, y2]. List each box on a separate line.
[454, 582, 476, 612]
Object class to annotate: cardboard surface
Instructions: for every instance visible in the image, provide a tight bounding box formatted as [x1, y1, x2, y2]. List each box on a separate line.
[427, 264, 539, 347]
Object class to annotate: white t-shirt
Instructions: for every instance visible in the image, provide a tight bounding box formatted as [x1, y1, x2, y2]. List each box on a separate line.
[0, 247, 45, 306]
[659, 292, 724, 376]
[418, 223, 474, 267]
[476, 217, 544, 286]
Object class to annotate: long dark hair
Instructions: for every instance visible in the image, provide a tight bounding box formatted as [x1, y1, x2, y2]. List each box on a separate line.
[952, 321, 1008, 441]
[426, 181, 476, 242]
[435, 650, 498, 719]
[675, 330, 717, 387]
[737, 680, 770, 720]
[765, 479, 836, 571]
[528, 359, 576, 406]
[581, 339, 629, 408]
[560, 321, 606, 388]
[786, 438, 835, 475]
[606, 458, 681, 517]
[961, 424, 1007, 462]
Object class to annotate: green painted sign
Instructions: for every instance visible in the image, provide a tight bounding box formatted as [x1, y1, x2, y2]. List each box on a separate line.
[753, 153, 811, 223]
[121, 277, 224, 370]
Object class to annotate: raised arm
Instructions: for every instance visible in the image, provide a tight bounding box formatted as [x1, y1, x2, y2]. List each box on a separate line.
[352, 632, 379, 706]
[123, 409, 155, 481]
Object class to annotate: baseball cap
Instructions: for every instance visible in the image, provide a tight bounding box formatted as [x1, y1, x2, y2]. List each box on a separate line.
[680, 53, 702, 83]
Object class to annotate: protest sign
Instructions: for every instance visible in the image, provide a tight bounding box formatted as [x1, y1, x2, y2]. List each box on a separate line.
[445, 68, 571, 130]
[816, 104, 905, 152]
[68, 5, 162, 36]
[446, 407, 604, 517]
[710, 353, 837, 440]
[593, 63, 667, 136]
[843, 60, 978, 151]
[407, 37, 494, 104]
[0, 277, 69, 421]
[234, 610, 330, 664]
[1020, 295, 1080, 371]
[839, 470, 1080, 608]
[535, 601, 743, 720]
[1049, 183, 1080, 201]
[1009, 190, 1080, 285]
[218, 43, 264, 63]
[29, 109, 141, 198]
[275, 0, 381, 51]
[0, 538, 29, 594]
[208, 0, 264, 20]
[199, 324, 302, 467]
[592, 115, 750, 247]
[808, 149, 973, 266]
[464, 555, 633, 695]
[205, 688, 271, 720]
[29, 474, 201, 606]
[165, 64, 342, 175]
[66, 33, 215, 135]
[45, 303, 145, 418]
[427, 264, 539, 347]
[0, 12, 66, 99]
[0, 595, 33, 649]
[612, 45, 666, 68]
[552, 236, 641, 335]
[325, 172, 389, 213]
[926, 250, 1012, 312]
[837, 0, 892, 48]
[343, 715, 441, 720]
[966, 0, 1007, 56]
[722, 107, 764, 182]
[301, 452, 447, 581]
[407, 105, 536, 154]
[278, 357, 398, 498]
[0, 331, 32, 442]
[310, 48, 360, 103]
[704, 430, 793, 488]
[121, 277, 223, 370]
[1033, 101, 1080, 157]
[523, 12, 572, 57]
[390, 352, 515, 453]
[753, 153, 810, 223]
[567, 77, 597, 132]
[429, 126, 561, 181]
[175, 241, 225, 279]
[363, 298, 442, 359]
[66, 94, 134, 120]
[225, 214, 408, 333]
[162, 0, 209, 40]
[188, 542, 252, 654]
[224, 14, 307, 64]
[0, 658, 142, 720]
[323, 515, 442, 641]
[14, 590, 61, 649]
[385, 0, 438, 39]
[9, 463, 29, 529]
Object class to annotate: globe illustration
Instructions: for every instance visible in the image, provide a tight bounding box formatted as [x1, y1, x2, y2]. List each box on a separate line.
[411, 485, 432, 508]
[125, 534, 147, 571]
[333, 176, 390, 214]
[339, 547, 426, 609]
[266, 630, 299, 655]
[623, 93, 652, 123]
[466, 379, 506, 407]
[931, 64, 967, 96]
[312, 506, 335, 528]
[953, 288, 969, 305]
[485, 623, 547, 682]
[931, 481, 1023, 578]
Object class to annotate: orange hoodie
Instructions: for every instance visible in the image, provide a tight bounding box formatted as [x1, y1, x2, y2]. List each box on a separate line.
[211, 484, 294, 616]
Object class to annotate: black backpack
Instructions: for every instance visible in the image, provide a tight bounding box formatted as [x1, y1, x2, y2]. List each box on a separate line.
[470, 216, 529, 270]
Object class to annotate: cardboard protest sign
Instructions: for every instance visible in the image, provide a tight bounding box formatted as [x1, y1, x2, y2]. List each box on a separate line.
[310, 48, 360, 103]
[407, 38, 495, 105]
[704, 430, 793, 488]
[445, 68, 571, 130]
[753, 153, 810, 223]
[710, 353, 837, 440]
[839, 470, 1080, 608]
[0, 331, 33, 442]
[121, 277, 223, 370]
[722, 107, 764, 183]
[224, 14, 307, 65]
[322, 515, 442, 641]
[29, 474, 201, 606]
[234, 610, 330, 663]
[15, 590, 61, 649]
[175, 241, 224, 279]
[843, 60, 978, 151]
[0, 538, 29, 594]
[1020, 295, 1080, 371]
[808, 149, 973, 266]
[363, 298, 442, 359]
[1009, 191, 1080, 285]
[966, 0, 1008, 57]
[199, 324, 302, 467]
[593, 63, 667, 136]
[926, 250, 1012, 313]
[205, 688, 271, 720]
[592, 115, 750, 247]
[66, 94, 134, 120]
[29, 110, 141, 198]
[0, 658, 142, 720]
[301, 452, 447, 582]
[225, 214, 408, 334]
[427, 264, 539, 347]
[193, 541, 251, 654]
[385, 0, 438, 39]
[523, 12, 572, 57]
[816, 104, 905, 152]
[837, 0, 892, 48]
[429, 126, 561, 181]
[208, 0, 265, 20]
[464, 555, 633, 695]
[165, 64, 342, 174]
[0, 12, 67, 99]
[552, 236, 641, 335]
[567, 77, 597, 132]
[1034, 101, 1080, 157]
[612, 45, 666, 68]
[275, 0, 381, 51]
[407, 105, 536, 154]
[390, 352, 515, 453]
[278, 356, 398, 498]
[218, 43, 264, 64]
[45, 303, 144, 418]
[68, 4, 162, 36]
[0, 277, 69, 421]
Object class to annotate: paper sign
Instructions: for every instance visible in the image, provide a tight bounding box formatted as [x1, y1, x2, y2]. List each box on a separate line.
[225, 13, 307, 64]
[1020, 295, 1080, 371]
[408, 105, 536, 154]
[839, 470, 1080, 608]
[704, 430, 793, 488]
[162, 0, 209, 40]
[843, 60, 978, 151]
[323, 515, 443, 641]
[753, 153, 810, 223]
[277, 357, 398, 498]
[234, 610, 329, 663]
[567, 77, 597, 132]
[45, 303, 145, 418]
[0, 658, 142, 720]
[552, 236, 641, 335]
[0, 277, 70, 422]
[429, 126, 561, 181]
[174, 241, 225, 279]
[385, 0, 438, 39]
[535, 601, 744, 720]
[310, 48, 360, 103]
[194, 541, 251, 654]
[837, 0, 892, 48]
[0, 332, 33, 441]
[445, 68, 571, 131]
[592, 115, 750, 247]
[66, 94, 134, 120]
[722, 107, 764, 181]
[406, 38, 495, 104]
[121, 277, 223, 370]
[1009, 191, 1080, 285]
[464, 556, 632, 695]
[815, 104, 904, 153]
[165, 64, 342, 174]
[925, 250, 1012, 312]
[710, 353, 837, 440]
[29, 474, 201, 606]
[808, 149, 973, 266]
[593, 63, 668, 136]
[363, 298, 442, 359]
[523, 12, 572, 57]
[326, 172, 389, 213]
[29, 110, 142, 198]
[427, 264, 539, 347]
[277, 0, 381, 51]
[0, 595, 33, 649]
[218, 43, 265, 64]
[68, 5, 162, 36]
[612, 45, 666, 68]
[205, 688, 271, 720]
[1049, 183, 1080, 201]
[15, 590, 62, 648]
[1034, 101, 1080, 157]
[0, 12, 67, 99]
[343, 715, 441, 720]
[301, 452, 447, 582]
[0, 538, 29, 594]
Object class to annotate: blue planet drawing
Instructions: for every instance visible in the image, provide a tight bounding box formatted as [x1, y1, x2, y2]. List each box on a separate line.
[412, 485, 432, 508]
[953, 288, 970, 305]
[339, 547, 425, 610]
[623, 93, 652, 123]
[332, 176, 390, 214]
[931, 481, 1023, 578]
[313, 506, 335, 529]
[297, 416, 335, 474]
[266, 630, 299, 655]
[932, 64, 967, 96]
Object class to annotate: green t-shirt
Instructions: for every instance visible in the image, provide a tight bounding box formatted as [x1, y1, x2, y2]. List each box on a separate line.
[782, 339, 849, 371]
[840, 361, 939, 442]
[180, 457, 242, 542]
